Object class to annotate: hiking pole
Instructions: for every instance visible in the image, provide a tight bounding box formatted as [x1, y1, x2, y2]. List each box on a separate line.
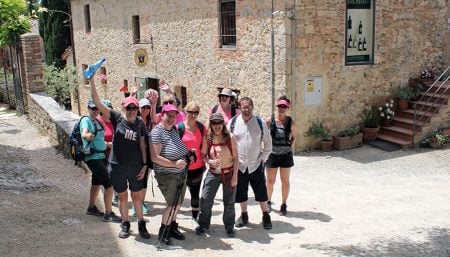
[157, 149, 196, 249]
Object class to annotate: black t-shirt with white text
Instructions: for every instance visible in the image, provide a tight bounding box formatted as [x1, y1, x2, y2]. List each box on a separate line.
[109, 110, 148, 166]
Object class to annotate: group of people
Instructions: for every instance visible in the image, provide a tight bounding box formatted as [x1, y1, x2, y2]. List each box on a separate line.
[81, 75, 297, 245]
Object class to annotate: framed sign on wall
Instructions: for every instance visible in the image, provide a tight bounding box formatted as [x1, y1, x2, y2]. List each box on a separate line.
[345, 0, 375, 65]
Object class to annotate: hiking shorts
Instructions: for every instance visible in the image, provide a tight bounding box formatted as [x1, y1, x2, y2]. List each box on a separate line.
[86, 158, 112, 189]
[265, 151, 294, 168]
[108, 164, 144, 193]
[155, 171, 187, 206]
[235, 164, 268, 203]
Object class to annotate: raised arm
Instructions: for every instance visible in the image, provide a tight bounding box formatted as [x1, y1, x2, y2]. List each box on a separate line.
[89, 78, 111, 119]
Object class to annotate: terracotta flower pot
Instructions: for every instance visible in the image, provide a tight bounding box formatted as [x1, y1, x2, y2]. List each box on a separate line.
[397, 99, 409, 110]
[320, 140, 333, 152]
[361, 126, 380, 143]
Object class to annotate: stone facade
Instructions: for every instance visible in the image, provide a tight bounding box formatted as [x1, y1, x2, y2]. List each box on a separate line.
[70, 0, 448, 151]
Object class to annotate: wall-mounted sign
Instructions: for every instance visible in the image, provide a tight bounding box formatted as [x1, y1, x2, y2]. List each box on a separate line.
[345, 0, 375, 65]
[134, 48, 148, 67]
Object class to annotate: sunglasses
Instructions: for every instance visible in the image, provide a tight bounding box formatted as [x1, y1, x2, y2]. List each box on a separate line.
[89, 107, 98, 111]
[126, 106, 138, 111]
[210, 121, 223, 125]
[141, 106, 151, 110]
[187, 111, 199, 115]
[277, 104, 288, 109]
[220, 95, 230, 98]
[163, 100, 174, 105]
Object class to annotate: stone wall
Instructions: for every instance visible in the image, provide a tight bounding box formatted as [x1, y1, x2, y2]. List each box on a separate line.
[28, 92, 79, 158]
[70, 0, 448, 151]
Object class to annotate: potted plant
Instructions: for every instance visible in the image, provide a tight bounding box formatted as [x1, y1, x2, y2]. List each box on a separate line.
[305, 122, 333, 151]
[360, 105, 380, 143]
[429, 131, 447, 149]
[392, 86, 414, 110]
[379, 99, 395, 127]
[332, 126, 362, 150]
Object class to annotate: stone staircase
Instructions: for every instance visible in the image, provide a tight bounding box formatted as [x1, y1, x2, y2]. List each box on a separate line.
[376, 81, 450, 146]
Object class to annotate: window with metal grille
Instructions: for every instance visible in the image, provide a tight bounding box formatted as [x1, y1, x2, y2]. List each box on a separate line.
[84, 5, 91, 33]
[132, 15, 141, 44]
[219, 0, 236, 47]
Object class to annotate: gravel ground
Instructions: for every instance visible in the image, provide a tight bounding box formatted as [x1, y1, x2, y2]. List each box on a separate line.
[0, 104, 449, 257]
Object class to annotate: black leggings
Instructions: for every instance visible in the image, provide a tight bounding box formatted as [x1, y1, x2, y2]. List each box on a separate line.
[187, 166, 205, 208]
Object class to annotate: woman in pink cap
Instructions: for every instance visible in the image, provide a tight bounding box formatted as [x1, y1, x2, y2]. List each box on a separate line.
[89, 78, 150, 240]
[150, 104, 188, 245]
[265, 95, 297, 216]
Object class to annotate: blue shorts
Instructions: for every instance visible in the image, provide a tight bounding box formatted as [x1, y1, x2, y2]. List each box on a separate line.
[108, 164, 144, 193]
[235, 164, 268, 203]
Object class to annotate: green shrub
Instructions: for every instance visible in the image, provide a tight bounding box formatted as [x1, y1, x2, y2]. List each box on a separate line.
[305, 122, 331, 141]
[44, 64, 77, 109]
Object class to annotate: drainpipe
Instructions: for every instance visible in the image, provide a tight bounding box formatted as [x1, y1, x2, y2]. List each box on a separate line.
[271, 0, 275, 114]
[290, 1, 296, 130]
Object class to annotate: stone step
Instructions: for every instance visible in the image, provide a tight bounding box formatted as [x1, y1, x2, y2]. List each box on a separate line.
[376, 133, 412, 146]
[392, 116, 426, 131]
[379, 125, 413, 142]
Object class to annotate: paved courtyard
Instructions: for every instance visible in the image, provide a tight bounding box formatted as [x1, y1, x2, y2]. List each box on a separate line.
[0, 104, 449, 257]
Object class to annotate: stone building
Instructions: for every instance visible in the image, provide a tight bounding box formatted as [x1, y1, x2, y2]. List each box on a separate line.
[69, 0, 449, 151]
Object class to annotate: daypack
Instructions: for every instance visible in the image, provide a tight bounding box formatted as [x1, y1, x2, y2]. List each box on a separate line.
[177, 121, 205, 139]
[230, 115, 264, 143]
[211, 104, 237, 118]
[269, 114, 292, 146]
[69, 116, 104, 165]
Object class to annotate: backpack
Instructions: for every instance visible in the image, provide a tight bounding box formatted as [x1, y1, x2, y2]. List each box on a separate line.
[269, 114, 292, 146]
[177, 121, 205, 139]
[211, 104, 237, 118]
[69, 116, 104, 165]
[230, 115, 264, 143]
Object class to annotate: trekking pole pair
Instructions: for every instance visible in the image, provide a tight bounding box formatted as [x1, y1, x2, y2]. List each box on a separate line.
[157, 149, 197, 249]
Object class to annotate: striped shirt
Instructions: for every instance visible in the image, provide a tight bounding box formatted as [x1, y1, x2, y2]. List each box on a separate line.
[150, 124, 188, 173]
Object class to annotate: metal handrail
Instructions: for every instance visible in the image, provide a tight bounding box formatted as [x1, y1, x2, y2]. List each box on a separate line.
[412, 66, 450, 144]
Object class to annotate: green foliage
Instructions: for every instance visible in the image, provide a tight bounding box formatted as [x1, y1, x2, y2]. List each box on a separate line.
[305, 122, 331, 141]
[38, 0, 71, 68]
[392, 86, 414, 100]
[361, 105, 380, 128]
[44, 64, 77, 109]
[0, 0, 32, 47]
[336, 126, 360, 137]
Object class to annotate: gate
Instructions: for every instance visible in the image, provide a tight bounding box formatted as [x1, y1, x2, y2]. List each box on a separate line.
[9, 37, 25, 114]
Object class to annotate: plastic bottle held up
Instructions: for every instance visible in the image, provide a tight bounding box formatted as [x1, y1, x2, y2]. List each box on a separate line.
[83, 58, 106, 79]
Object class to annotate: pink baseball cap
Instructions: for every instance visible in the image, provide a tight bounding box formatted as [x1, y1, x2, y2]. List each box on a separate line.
[162, 104, 179, 113]
[122, 96, 139, 107]
[276, 99, 290, 107]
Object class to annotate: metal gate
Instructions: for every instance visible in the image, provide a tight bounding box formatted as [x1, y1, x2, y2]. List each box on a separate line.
[9, 40, 25, 114]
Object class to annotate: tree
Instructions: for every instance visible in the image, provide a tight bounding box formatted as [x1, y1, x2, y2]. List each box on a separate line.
[38, 0, 71, 68]
[0, 0, 32, 47]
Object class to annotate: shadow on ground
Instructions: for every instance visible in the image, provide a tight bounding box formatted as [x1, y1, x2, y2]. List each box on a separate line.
[300, 227, 450, 257]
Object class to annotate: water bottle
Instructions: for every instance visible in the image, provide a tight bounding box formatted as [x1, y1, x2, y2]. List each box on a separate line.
[83, 58, 106, 79]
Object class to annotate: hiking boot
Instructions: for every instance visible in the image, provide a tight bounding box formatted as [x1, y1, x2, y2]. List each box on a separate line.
[86, 205, 104, 217]
[103, 212, 122, 223]
[235, 212, 249, 228]
[280, 203, 287, 216]
[226, 228, 235, 238]
[262, 212, 272, 230]
[267, 200, 273, 213]
[119, 221, 130, 239]
[142, 203, 149, 215]
[195, 226, 208, 236]
[138, 220, 151, 239]
[158, 224, 173, 245]
[170, 221, 185, 240]
[130, 207, 136, 217]
[112, 195, 119, 206]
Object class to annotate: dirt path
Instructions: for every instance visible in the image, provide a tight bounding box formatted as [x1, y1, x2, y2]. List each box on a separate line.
[0, 104, 449, 257]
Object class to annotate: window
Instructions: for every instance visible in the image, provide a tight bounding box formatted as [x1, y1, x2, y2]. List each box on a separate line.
[84, 5, 91, 33]
[219, 0, 236, 47]
[82, 64, 88, 84]
[132, 15, 141, 44]
[345, 0, 375, 65]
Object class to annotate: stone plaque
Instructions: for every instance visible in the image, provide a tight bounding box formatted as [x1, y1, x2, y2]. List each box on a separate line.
[134, 48, 148, 67]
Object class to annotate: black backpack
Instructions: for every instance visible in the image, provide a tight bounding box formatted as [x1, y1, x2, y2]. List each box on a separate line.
[177, 121, 205, 139]
[69, 116, 104, 165]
